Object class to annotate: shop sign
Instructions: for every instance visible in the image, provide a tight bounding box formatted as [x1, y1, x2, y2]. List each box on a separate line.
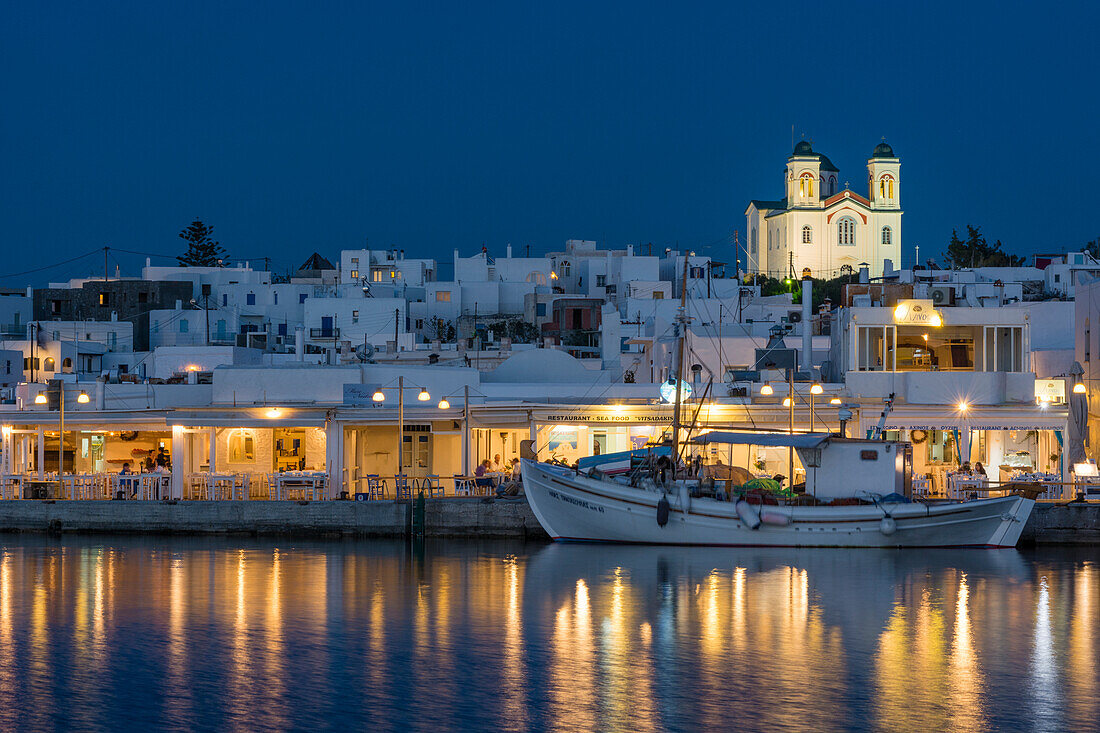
[541, 413, 673, 424]
[1034, 379, 1066, 402]
[893, 299, 941, 326]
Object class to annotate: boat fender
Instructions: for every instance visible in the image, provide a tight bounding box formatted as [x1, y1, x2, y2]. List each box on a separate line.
[735, 499, 761, 530]
[759, 510, 790, 526]
[879, 516, 897, 536]
[656, 495, 670, 527]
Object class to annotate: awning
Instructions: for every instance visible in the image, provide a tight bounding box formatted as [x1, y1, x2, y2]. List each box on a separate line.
[690, 431, 831, 449]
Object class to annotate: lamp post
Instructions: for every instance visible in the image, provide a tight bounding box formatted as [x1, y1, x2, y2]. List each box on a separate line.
[35, 386, 89, 476]
[810, 383, 823, 431]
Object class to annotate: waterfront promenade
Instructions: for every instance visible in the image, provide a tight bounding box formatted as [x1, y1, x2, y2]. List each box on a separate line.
[0, 496, 1097, 544]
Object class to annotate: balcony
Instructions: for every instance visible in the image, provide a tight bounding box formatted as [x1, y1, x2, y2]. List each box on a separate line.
[845, 370, 1036, 405]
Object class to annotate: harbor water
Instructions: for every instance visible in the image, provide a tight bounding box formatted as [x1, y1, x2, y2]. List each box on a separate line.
[0, 536, 1096, 732]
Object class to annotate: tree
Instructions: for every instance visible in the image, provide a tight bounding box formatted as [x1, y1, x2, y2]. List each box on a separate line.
[428, 317, 456, 342]
[177, 219, 227, 267]
[943, 225, 1024, 268]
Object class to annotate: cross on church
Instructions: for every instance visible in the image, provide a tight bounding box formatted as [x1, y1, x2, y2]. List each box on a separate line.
[844, 180, 850, 190]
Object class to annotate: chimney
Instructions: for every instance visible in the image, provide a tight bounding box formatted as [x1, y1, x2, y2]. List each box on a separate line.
[627, 244, 634, 256]
[858, 264, 870, 284]
[145, 257, 151, 268]
[507, 244, 513, 259]
[295, 326, 305, 361]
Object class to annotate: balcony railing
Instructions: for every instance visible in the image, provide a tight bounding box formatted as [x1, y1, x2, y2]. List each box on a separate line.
[309, 327, 340, 339]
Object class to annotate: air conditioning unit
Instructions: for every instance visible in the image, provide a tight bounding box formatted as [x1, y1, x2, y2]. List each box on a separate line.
[929, 286, 955, 306]
[787, 310, 802, 323]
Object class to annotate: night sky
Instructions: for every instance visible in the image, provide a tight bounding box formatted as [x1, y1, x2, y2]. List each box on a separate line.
[1, 1, 1095, 283]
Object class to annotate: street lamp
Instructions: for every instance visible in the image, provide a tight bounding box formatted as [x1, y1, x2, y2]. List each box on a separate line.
[760, 382, 774, 396]
[417, 388, 431, 402]
[809, 383, 822, 431]
[437, 398, 450, 410]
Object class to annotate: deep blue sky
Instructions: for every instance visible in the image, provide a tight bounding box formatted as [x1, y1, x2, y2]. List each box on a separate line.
[1, 1, 1095, 283]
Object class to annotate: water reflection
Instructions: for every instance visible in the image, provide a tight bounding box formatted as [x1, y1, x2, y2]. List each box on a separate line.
[0, 537, 1094, 731]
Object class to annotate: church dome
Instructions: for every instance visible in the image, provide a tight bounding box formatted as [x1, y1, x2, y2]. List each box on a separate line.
[872, 141, 895, 158]
[792, 140, 814, 156]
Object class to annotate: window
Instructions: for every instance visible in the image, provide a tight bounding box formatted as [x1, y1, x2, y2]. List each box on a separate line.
[799, 172, 815, 197]
[1054, 273, 1061, 283]
[108, 333, 116, 349]
[373, 270, 384, 282]
[838, 217, 856, 245]
[352, 310, 359, 323]
[246, 292, 256, 305]
[228, 429, 255, 463]
[98, 293, 109, 306]
[881, 226, 892, 246]
[596, 274, 607, 287]
[351, 257, 359, 267]
[350, 270, 359, 280]
[536, 303, 546, 317]
[653, 291, 665, 300]
[605, 284, 617, 294]
[879, 175, 895, 199]
[750, 229, 757, 255]
[526, 271, 547, 285]
[62, 358, 72, 371]
[138, 292, 148, 304]
[180, 319, 189, 333]
[802, 226, 813, 244]
[51, 300, 62, 314]
[274, 292, 278, 305]
[415, 318, 424, 330]
[559, 261, 571, 277]
[689, 267, 704, 279]
[857, 326, 895, 371]
[299, 294, 308, 304]
[436, 291, 451, 302]
[983, 327, 1024, 371]
[222, 294, 228, 306]
[44, 357, 55, 372]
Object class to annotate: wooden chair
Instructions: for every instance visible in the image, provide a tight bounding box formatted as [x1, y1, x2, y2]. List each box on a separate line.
[394, 475, 412, 500]
[366, 475, 388, 500]
[453, 475, 475, 496]
[423, 474, 444, 498]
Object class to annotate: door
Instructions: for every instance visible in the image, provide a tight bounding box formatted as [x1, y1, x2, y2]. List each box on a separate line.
[320, 316, 334, 337]
[402, 430, 432, 477]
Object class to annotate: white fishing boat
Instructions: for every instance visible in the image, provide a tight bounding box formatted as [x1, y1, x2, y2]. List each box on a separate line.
[522, 256, 1036, 548]
[522, 432, 1037, 548]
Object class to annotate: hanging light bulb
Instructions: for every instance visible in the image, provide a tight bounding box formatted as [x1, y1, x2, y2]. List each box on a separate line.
[438, 398, 450, 410]
[418, 388, 430, 401]
[372, 390, 385, 402]
[265, 407, 281, 418]
[760, 382, 774, 396]
[810, 383, 823, 395]
[783, 397, 792, 407]
[34, 393, 47, 405]
[829, 397, 842, 405]
[1074, 383, 1087, 394]
[77, 391, 90, 404]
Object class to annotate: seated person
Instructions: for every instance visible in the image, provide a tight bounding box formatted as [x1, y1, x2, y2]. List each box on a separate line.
[119, 462, 132, 475]
[474, 460, 494, 488]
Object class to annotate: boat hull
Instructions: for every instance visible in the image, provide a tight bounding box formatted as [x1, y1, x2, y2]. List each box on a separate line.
[522, 460, 1034, 548]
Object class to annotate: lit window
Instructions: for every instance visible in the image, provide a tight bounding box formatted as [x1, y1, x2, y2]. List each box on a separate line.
[351, 257, 359, 267]
[436, 291, 451, 302]
[44, 357, 55, 372]
[373, 270, 384, 282]
[350, 270, 359, 280]
[799, 172, 815, 197]
[653, 291, 665, 300]
[881, 226, 892, 245]
[802, 226, 812, 244]
[98, 293, 109, 306]
[838, 217, 856, 245]
[879, 175, 894, 199]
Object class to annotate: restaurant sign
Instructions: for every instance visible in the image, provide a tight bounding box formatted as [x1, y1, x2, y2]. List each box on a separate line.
[540, 413, 673, 424]
[1034, 379, 1066, 402]
[892, 299, 942, 326]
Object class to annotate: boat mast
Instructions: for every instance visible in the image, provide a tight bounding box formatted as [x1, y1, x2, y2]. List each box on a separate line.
[671, 256, 690, 467]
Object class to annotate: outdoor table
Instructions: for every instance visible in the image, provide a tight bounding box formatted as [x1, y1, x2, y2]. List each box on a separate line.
[275, 472, 327, 501]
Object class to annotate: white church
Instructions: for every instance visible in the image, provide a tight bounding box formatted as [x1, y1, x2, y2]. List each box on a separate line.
[744, 140, 901, 279]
